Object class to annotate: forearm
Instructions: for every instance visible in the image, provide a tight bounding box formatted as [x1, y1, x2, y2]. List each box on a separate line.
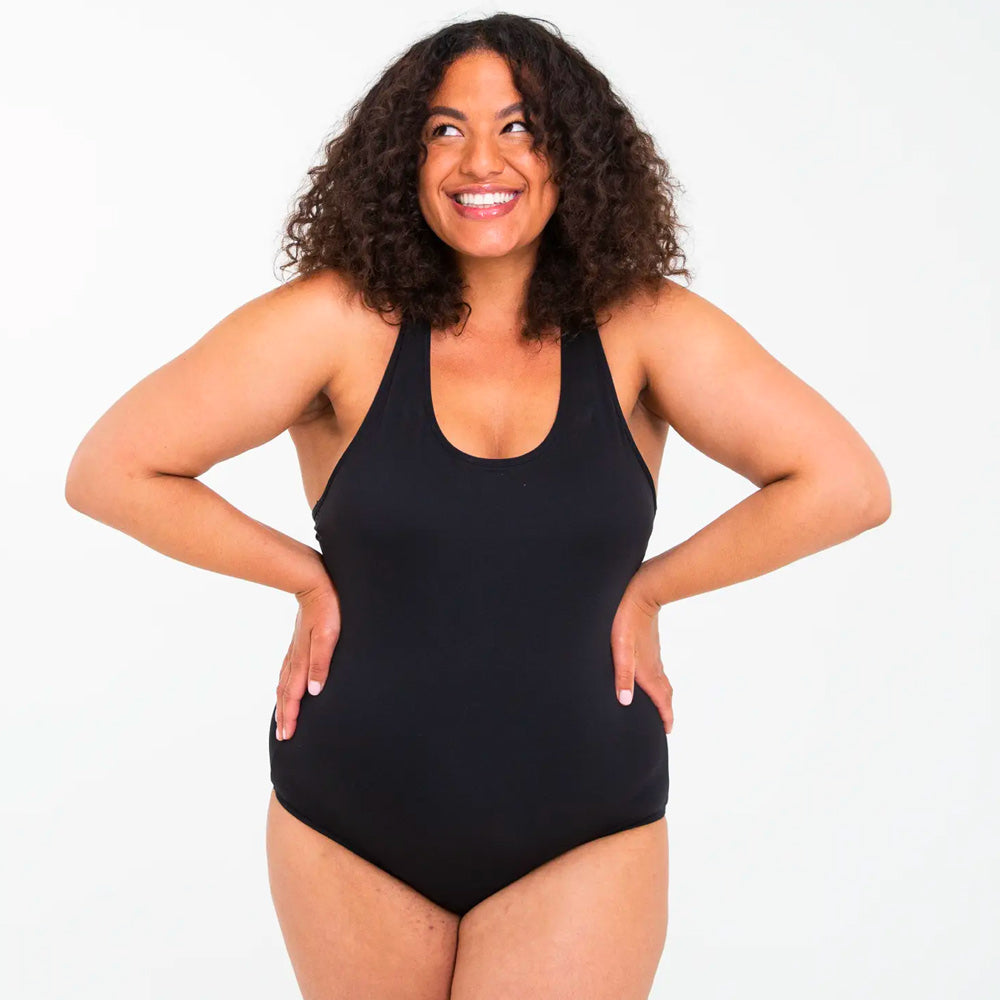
[68, 471, 326, 596]
[633, 472, 886, 609]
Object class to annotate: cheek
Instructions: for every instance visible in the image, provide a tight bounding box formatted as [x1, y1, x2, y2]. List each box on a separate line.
[419, 162, 454, 207]
[536, 180, 559, 218]
[416, 175, 440, 218]
[521, 156, 557, 202]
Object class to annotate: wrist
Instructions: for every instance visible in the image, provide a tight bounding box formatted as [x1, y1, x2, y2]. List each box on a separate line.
[628, 562, 663, 615]
[294, 549, 332, 601]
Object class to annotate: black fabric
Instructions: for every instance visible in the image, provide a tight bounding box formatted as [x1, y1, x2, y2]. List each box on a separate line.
[269, 316, 667, 916]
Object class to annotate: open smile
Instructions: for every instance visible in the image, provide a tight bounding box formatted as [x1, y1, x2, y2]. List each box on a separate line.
[448, 189, 523, 219]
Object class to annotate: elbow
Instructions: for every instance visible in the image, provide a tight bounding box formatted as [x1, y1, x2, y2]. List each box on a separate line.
[798, 457, 891, 534]
[64, 449, 101, 516]
[862, 475, 892, 527]
[66, 443, 172, 520]
[858, 451, 892, 527]
[841, 462, 892, 531]
[65, 474, 100, 517]
[64, 441, 124, 518]
[64, 475, 84, 513]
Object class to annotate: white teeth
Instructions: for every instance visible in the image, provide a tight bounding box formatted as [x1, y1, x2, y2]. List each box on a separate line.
[454, 191, 518, 206]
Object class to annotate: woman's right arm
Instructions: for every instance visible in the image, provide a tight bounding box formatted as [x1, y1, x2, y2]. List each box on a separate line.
[65, 270, 357, 731]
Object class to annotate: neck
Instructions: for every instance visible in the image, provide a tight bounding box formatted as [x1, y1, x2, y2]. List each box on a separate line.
[451, 241, 539, 342]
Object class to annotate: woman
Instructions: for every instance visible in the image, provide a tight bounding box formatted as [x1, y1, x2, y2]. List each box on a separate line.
[65, 13, 890, 1000]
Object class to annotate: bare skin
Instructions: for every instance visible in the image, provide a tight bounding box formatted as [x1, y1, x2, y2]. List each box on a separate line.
[266, 790, 667, 1000]
[66, 48, 890, 1000]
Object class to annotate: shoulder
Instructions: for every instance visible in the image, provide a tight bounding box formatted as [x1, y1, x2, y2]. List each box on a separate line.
[614, 278, 756, 423]
[611, 277, 714, 349]
[245, 269, 403, 399]
[264, 268, 400, 348]
[271, 269, 406, 420]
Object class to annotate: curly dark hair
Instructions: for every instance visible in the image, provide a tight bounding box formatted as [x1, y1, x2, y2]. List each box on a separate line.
[276, 12, 693, 342]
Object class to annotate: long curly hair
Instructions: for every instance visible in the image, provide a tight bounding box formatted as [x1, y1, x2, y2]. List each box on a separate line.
[276, 13, 693, 342]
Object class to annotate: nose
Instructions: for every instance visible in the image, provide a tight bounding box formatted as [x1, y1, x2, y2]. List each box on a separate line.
[459, 131, 505, 178]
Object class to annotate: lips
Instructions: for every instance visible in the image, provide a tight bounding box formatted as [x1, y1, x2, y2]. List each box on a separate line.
[447, 189, 523, 220]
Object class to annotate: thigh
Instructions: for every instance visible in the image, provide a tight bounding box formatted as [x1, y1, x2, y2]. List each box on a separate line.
[265, 790, 460, 1000]
[450, 817, 669, 1000]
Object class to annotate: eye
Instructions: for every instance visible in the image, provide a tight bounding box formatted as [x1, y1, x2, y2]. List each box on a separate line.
[428, 120, 532, 138]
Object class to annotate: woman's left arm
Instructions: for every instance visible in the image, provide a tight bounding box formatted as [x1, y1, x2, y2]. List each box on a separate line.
[611, 280, 891, 726]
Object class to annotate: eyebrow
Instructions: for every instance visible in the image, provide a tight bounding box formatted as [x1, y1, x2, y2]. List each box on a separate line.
[425, 101, 525, 122]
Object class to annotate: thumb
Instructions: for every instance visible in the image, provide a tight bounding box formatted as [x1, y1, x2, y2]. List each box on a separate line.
[611, 626, 636, 706]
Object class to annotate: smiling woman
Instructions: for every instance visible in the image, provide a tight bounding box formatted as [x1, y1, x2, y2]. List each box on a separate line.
[66, 10, 889, 1000]
[278, 15, 692, 343]
[417, 53, 562, 274]
[258, 17, 698, 997]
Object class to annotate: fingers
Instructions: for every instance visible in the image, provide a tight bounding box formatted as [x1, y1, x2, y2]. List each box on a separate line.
[611, 588, 674, 733]
[611, 626, 636, 706]
[648, 621, 674, 733]
[306, 592, 341, 697]
[640, 668, 674, 734]
[276, 587, 342, 741]
[274, 639, 294, 742]
[276, 607, 310, 741]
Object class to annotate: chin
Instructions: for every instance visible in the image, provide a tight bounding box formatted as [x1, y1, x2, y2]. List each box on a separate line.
[447, 231, 527, 258]
[455, 244, 521, 260]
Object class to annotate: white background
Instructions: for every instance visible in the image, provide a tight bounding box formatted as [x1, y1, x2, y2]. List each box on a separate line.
[4, 1, 997, 997]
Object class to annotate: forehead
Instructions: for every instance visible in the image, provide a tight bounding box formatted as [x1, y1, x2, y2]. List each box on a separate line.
[428, 50, 521, 110]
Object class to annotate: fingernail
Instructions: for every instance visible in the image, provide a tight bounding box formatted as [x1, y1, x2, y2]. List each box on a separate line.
[618, 688, 633, 705]
[308, 680, 322, 696]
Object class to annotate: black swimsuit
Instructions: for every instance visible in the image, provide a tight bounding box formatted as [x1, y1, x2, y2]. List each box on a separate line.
[269, 315, 668, 916]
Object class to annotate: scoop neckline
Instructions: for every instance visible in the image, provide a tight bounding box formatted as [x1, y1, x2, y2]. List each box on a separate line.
[422, 317, 566, 468]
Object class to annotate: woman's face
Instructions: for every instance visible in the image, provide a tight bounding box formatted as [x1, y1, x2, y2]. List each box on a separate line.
[418, 50, 559, 262]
